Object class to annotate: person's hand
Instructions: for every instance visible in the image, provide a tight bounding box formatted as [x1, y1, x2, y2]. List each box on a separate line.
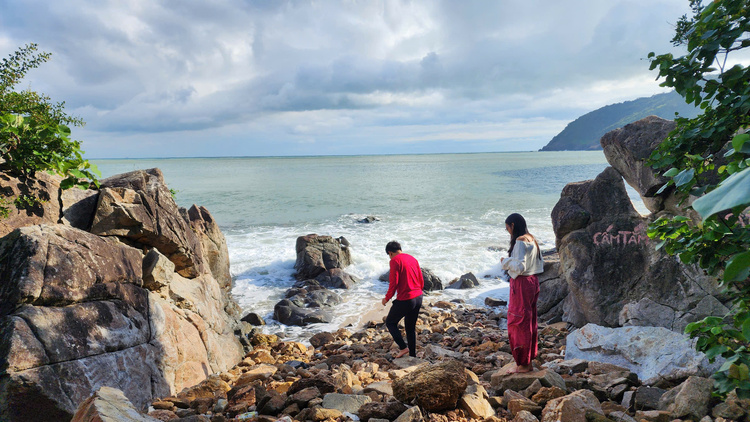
[381, 298, 388, 306]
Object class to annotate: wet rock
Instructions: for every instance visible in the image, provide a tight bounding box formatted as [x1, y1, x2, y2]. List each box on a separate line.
[273, 288, 340, 326]
[392, 359, 468, 411]
[315, 268, 359, 289]
[485, 297, 507, 307]
[240, 312, 265, 326]
[379, 267, 443, 291]
[358, 216, 380, 224]
[294, 234, 352, 280]
[447, 272, 479, 289]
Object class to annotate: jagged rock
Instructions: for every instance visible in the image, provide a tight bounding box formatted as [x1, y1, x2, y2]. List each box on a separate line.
[362, 381, 393, 396]
[273, 287, 341, 326]
[294, 234, 352, 280]
[536, 254, 567, 322]
[600, 116, 676, 214]
[551, 166, 724, 329]
[187, 205, 231, 290]
[91, 169, 204, 278]
[634, 410, 671, 422]
[459, 384, 495, 419]
[240, 312, 265, 326]
[541, 389, 603, 422]
[287, 375, 336, 396]
[235, 365, 278, 387]
[321, 393, 372, 414]
[659, 376, 712, 421]
[61, 187, 99, 230]
[634, 387, 665, 411]
[309, 332, 336, 349]
[392, 359, 467, 411]
[393, 406, 423, 422]
[358, 401, 409, 422]
[71, 386, 160, 422]
[447, 272, 479, 289]
[379, 267, 443, 291]
[358, 216, 380, 224]
[566, 324, 721, 385]
[532, 387, 566, 407]
[485, 297, 507, 307]
[513, 410, 540, 422]
[491, 368, 566, 393]
[0, 171, 61, 238]
[315, 268, 359, 289]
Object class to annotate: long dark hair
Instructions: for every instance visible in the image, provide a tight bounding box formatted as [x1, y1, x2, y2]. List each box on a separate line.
[505, 213, 540, 258]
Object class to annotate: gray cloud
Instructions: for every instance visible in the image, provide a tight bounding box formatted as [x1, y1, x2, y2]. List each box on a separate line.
[0, 0, 691, 156]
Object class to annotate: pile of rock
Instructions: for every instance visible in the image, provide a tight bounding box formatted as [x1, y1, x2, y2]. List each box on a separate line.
[69, 299, 737, 422]
[274, 235, 358, 326]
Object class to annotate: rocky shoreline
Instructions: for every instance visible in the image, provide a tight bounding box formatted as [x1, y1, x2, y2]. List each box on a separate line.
[80, 299, 737, 422]
[0, 115, 740, 421]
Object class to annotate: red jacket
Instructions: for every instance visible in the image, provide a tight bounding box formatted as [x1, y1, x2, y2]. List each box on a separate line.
[386, 253, 424, 302]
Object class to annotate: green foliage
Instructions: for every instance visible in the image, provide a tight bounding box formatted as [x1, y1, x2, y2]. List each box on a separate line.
[0, 44, 98, 215]
[647, 0, 750, 398]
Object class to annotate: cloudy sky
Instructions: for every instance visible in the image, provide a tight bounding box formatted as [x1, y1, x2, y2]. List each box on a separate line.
[0, 0, 693, 158]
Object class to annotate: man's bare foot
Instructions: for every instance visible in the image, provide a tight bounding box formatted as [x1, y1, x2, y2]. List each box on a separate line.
[394, 348, 409, 358]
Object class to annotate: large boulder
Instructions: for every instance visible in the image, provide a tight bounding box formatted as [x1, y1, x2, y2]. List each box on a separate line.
[187, 205, 231, 290]
[0, 171, 62, 238]
[294, 234, 352, 279]
[392, 359, 468, 411]
[315, 268, 359, 289]
[600, 116, 676, 214]
[90, 169, 204, 278]
[551, 167, 725, 330]
[565, 324, 721, 385]
[273, 288, 341, 326]
[541, 389, 603, 422]
[536, 254, 567, 323]
[0, 220, 243, 420]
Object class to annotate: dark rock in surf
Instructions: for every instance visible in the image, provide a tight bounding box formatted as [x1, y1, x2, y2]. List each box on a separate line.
[447, 272, 479, 289]
[315, 268, 359, 289]
[294, 234, 352, 280]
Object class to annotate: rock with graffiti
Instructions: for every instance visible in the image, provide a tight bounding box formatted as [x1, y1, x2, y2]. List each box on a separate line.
[547, 117, 729, 332]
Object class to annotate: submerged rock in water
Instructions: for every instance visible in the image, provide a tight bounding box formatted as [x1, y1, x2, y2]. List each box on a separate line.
[447, 272, 479, 289]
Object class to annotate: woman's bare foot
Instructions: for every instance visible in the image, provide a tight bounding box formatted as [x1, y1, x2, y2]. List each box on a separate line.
[394, 348, 409, 358]
[513, 364, 533, 373]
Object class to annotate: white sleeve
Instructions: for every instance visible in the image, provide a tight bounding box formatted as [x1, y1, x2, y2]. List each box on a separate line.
[502, 242, 527, 279]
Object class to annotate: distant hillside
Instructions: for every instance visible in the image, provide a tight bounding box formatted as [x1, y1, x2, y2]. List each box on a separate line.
[541, 91, 700, 151]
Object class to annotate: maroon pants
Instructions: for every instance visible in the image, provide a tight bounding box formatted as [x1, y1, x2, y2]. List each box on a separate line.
[508, 274, 539, 366]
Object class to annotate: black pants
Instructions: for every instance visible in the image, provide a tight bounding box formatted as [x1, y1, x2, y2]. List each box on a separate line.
[385, 295, 423, 357]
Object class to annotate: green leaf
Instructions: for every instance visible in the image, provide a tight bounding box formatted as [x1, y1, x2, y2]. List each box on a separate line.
[663, 168, 680, 177]
[726, 251, 750, 283]
[674, 168, 695, 187]
[734, 133, 750, 152]
[693, 167, 750, 220]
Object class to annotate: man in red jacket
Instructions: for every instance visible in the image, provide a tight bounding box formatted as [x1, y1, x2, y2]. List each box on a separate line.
[382, 241, 424, 358]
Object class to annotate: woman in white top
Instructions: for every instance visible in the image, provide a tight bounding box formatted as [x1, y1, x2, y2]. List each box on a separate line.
[501, 213, 544, 373]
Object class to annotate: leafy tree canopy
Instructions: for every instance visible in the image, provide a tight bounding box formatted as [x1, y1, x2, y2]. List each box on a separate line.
[648, 0, 750, 397]
[0, 43, 98, 203]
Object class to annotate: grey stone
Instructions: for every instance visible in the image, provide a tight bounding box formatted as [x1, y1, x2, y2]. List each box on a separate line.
[321, 393, 372, 415]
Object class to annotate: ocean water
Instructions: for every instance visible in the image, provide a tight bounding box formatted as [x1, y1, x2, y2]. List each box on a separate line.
[94, 152, 647, 340]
